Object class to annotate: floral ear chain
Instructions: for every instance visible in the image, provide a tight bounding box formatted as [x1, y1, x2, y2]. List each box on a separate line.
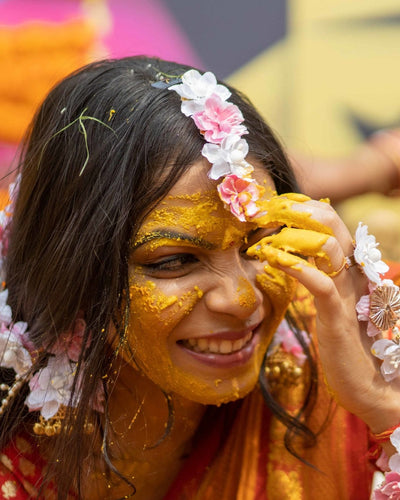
[0, 178, 104, 435]
[167, 70, 264, 222]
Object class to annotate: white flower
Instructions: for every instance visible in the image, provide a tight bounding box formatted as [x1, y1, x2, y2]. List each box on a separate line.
[354, 223, 389, 284]
[371, 338, 400, 381]
[203, 136, 254, 180]
[8, 175, 20, 206]
[26, 354, 77, 419]
[0, 210, 7, 232]
[391, 428, 400, 454]
[0, 289, 12, 325]
[389, 454, 400, 474]
[169, 69, 231, 116]
[0, 329, 32, 375]
[389, 430, 400, 473]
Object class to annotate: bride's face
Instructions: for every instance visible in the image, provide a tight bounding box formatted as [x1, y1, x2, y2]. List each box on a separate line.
[125, 161, 296, 405]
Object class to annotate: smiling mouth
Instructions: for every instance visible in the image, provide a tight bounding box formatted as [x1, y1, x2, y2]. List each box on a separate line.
[180, 331, 254, 355]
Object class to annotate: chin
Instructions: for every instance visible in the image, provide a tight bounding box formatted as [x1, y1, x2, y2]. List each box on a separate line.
[159, 368, 260, 406]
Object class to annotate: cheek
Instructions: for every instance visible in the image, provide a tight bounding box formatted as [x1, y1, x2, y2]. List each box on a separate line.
[256, 265, 297, 319]
[236, 276, 258, 310]
[124, 278, 203, 377]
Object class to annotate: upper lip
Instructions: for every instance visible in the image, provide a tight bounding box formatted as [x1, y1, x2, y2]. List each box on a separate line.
[179, 321, 262, 342]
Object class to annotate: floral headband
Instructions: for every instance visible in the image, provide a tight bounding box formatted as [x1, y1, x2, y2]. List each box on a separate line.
[167, 70, 264, 222]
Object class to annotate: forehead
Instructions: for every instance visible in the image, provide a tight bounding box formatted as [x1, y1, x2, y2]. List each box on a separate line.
[135, 161, 275, 249]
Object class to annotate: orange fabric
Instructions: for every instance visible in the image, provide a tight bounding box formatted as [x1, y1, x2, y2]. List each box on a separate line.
[386, 260, 400, 285]
[0, 188, 10, 211]
[165, 388, 372, 500]
[0, 20, 95, 143]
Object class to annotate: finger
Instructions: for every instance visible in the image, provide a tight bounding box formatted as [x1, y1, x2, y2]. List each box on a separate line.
[255, 193, 357, 258]
[254, 193, 334, 235]
[248, 227, 344, 275]
[252, 244, 318, 279]
[255, 246, 354, 336]
[290, 199, 354, 253]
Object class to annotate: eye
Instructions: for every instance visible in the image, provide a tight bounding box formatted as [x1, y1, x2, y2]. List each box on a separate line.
[140, 253, 199, 278]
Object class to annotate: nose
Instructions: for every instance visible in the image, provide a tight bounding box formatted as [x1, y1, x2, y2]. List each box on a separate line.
[203, 254, 263, 320]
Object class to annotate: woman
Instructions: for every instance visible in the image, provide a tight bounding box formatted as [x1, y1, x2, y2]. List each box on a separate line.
[0, 56, 398, 499]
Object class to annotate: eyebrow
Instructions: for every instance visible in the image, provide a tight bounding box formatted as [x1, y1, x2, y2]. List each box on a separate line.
[131, 230, 215, 250]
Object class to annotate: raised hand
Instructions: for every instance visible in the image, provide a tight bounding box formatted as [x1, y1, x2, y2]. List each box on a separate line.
[248, 193, 400, 434]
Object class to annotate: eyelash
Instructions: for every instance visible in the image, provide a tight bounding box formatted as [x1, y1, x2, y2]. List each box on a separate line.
[137, 227, 284, 276]
[143, 254, 199, 275]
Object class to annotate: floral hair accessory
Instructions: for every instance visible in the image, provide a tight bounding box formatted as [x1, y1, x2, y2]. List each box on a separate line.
[373, 427, 400, 499]
[354, 224, 400, 379]
[353, 222, 389, 284]
[0, 179, 104, 429]
[169, 69, 264, 221]
[352, 224, 400, 497]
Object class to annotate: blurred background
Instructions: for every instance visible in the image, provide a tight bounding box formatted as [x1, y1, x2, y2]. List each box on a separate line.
[1, 0, 400, 259]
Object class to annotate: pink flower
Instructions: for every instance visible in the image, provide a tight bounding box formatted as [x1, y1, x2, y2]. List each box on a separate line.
[275, 319, 310, 365]
[217, 175, 262, 222]
[50, 315, 87, 362]
[192, 94, 247, 144]
[377, 450, 390, 472]
[356, 293, 380, 337]
[374, 471, 400, 499]
[356, 294, 370, 321]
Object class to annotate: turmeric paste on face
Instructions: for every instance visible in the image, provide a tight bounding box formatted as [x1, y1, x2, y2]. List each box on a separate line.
[124, 167, 323, 405]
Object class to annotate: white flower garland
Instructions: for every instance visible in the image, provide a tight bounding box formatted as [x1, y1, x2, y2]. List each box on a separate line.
[352, 223, 400, 498]
[0, 178, 103, 423]
[169, 69, 264, 222]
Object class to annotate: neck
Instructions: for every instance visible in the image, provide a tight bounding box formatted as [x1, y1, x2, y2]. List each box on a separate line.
[85, 357, 206, 499]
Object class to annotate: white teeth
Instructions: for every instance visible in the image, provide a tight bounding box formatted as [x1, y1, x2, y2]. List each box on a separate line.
[209, 340, 219, 353]
[182, 332, 253, 354]
[232, 338, 244, 351]
[220, 340, 233, 354]
[198, 338, 209, 351]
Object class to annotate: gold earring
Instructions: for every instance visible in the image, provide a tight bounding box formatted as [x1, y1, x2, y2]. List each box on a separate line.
[33, 406, 66, 436]
[33, 406, 95, 436]
[265, 347, 304, 391]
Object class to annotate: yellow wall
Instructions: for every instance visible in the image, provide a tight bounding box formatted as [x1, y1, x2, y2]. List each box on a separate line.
[229, 0, 400, 260]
